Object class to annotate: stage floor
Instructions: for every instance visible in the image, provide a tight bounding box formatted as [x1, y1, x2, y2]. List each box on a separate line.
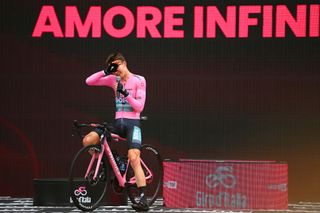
[0, 197, 319, 213]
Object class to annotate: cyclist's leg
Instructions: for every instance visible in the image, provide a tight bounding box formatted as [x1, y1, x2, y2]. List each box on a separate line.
[128, 148, 146, 187]
[126, 121, 145, 187]
[82, 128, 103, 147]
[118, 118, 146, 187]
[83, 129, 103, 156]
[127, 144, 162, 209]
[125, 120, 149, 211]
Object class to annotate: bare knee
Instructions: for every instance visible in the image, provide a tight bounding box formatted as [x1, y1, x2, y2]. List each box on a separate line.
[128, 149, 141, 169]
[82, 132, 100, 146]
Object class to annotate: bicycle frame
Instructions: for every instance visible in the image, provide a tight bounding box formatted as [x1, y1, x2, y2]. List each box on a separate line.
[84, 133, 154, 188]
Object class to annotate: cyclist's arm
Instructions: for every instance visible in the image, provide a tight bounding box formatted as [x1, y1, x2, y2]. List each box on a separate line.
[86, 70, 115, 87]
[126, 77, 146, 113]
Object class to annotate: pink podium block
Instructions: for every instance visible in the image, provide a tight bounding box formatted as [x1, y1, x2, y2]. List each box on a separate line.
[163, 159, 288, 210]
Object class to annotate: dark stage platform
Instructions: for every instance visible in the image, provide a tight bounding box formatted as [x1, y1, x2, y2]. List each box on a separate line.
[0, 197, 319, 213]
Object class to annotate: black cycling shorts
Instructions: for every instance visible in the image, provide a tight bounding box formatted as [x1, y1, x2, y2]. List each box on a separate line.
[94, 118, 142, 150]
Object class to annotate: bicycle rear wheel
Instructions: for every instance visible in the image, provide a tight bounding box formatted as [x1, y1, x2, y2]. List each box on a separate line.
[69, 145, 109, 211]
[127, 144, 162, 206]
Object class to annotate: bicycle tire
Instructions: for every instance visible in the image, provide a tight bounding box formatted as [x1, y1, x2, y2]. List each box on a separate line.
[126, 144, 163, 206]
[69, 145, 109, 211]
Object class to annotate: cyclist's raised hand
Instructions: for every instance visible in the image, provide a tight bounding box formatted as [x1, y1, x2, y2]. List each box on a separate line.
[104, 63, 118, 75]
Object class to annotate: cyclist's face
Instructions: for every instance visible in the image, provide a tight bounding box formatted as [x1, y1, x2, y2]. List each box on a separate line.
[111, 60, 126, 77]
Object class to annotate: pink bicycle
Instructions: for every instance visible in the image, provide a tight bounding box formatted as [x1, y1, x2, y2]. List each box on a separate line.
[69, 119, 162, 211]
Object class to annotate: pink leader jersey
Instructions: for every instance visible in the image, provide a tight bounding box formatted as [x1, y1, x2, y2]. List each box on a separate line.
[86, 71, 146, 120]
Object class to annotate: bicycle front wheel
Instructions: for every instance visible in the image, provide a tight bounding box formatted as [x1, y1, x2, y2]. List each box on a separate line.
[127, 144, 163, 206]
[69, 145, 109, 211]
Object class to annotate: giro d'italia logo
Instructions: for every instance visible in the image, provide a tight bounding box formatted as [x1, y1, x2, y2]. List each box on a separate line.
[205, 166, 236, 189]
[74, 186, 87, 196]
[73, 186, 92, 204]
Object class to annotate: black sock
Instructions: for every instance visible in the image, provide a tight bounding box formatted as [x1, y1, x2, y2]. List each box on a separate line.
[138, 186, 147, 203]
[138, 186, 146, 194]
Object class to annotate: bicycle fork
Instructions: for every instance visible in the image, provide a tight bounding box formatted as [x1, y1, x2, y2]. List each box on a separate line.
[85, 145, 105, 180]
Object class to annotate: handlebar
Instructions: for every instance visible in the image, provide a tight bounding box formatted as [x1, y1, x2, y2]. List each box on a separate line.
[73, 120, 108, 129]
[73, 116, 147, 129]
[72, 120, 112, 140]
[73, 116, 147, 138]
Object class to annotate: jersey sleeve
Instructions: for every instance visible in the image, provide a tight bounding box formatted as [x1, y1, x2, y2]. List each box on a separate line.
[126, 76, 146, 113]
[85, 70, 115, 87]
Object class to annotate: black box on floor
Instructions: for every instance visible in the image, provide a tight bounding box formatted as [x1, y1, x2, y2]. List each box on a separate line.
[33, 178, 127, 206]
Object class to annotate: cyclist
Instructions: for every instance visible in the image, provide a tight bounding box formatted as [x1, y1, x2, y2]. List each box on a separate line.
[83, 53, 149, 211]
